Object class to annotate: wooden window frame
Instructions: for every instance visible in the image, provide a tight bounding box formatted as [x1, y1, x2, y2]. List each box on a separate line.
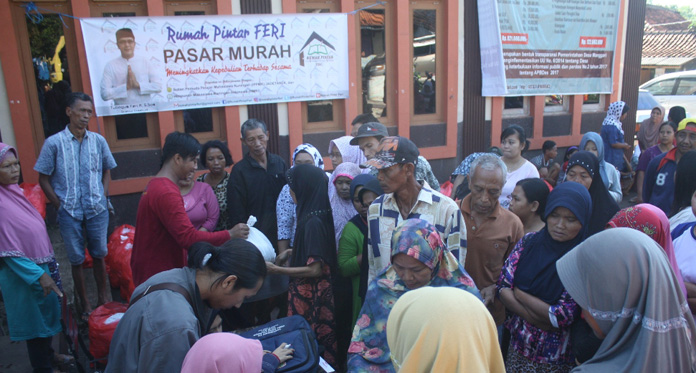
[297, 0, 345, 133]
[409, 0, 445, 125]
[355, 0, 395, 127]
[90, 2, 161, 151]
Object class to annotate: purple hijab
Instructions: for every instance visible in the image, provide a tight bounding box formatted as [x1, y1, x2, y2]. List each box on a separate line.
[0, 143, 54, 264]
[329, 162, 361, 247]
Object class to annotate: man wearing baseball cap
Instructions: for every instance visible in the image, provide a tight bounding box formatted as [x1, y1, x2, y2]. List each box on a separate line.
[362, 136, 466, 283]
[100, 28, 162, 105]
[351, 122, 440, 191]
[644, 117, 696, 215]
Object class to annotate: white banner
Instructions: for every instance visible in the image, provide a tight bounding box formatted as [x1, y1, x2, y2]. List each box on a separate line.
[80, 14, 349, 116]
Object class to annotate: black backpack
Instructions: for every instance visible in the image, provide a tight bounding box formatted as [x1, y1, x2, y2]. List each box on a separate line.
[241, 315, 319, 373]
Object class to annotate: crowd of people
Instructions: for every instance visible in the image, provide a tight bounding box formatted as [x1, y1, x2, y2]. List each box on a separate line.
[2, 93, 696, 372]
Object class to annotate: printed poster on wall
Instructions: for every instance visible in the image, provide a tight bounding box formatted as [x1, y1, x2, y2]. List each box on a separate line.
[478, 0, 622, 96]
[80, 14, 349, 116]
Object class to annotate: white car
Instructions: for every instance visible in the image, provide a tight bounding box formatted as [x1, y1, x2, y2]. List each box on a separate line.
[639, 70, 696, 118]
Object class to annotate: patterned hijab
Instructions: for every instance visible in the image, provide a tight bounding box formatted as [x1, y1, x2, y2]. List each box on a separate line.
[347, 219, 480, 372]
[557, 228, 696, 372]
[329, 162, 361, 247]
[0, 143, 55, 264]
[602, 101, 626, 135]
[607, 204, 687, 297]
[292, 143, 324, 169]
[387, 287, 505, 373]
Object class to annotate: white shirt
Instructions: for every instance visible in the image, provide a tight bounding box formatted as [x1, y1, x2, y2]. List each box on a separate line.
[499, 160, 540, 209]
[100, 55, 161, 105]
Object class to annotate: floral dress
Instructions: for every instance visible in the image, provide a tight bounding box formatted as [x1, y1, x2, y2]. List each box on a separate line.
[497, 233, 579, 372]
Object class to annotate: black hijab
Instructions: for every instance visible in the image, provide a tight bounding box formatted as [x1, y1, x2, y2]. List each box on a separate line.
[566, 151, 620, 235]
[288, 164, 336, 268]
[514, 182, 592, 304]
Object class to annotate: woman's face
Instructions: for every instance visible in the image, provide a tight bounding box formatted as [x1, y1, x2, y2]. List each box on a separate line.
[392, 253, 432, 290]
[0, 152, 20, 185]
[352, 186, 368, 217]
[546, 206, 583, 242]
[294, 151, 315, 166]
[209, 276, 263, 310]
[509, 185, 535, 220]
[651, 108, 662, 124]
[205, 147, 226, 175]
[566, 165, 592, 190]
[584, 141, 599, 158]
[659, 125, 675, 146]
[177, 154, 199, 182]
[329, 147, 343, 169]
[501, 133, 523, 159]
[335, 176, 352, 200]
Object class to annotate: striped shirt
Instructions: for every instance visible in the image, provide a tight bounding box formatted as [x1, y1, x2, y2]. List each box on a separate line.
[34, 127, 117, 220]
[366, 185, 467, 283]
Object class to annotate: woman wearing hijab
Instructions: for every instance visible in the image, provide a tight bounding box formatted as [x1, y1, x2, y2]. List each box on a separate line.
[328, 135, 368, 169]
[0, 142, 64, 372]
[579, 132, 622, 203]
[564, 151, 620, 235]
[386, 287, 505, 373]
[266, 164, 338, 364]
[497, 182, 589, 372]
[600, 101, 632, 170]
[347, 219, 480, 373]
[635, 122, 677, 204]
[637, 106, 665, 150]
[181, 333, 294, 373]
[557, 228, 696, 372]
[276, 143, 324, 253]
[607, 204, 687, 297]
[329, 162, 362, 247]
[337, 174, 378, 326]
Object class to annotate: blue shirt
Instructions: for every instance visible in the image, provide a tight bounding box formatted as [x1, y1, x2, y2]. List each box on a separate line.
[34, 127, 117, 220]
[600, 125, 625, 169]
[643, 152, 675, 216]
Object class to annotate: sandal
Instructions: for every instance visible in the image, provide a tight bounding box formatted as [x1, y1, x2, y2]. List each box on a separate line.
[53, 353, 75, 365]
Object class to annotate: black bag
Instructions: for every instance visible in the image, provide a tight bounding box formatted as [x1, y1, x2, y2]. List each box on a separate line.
[240, 315, 319, 373]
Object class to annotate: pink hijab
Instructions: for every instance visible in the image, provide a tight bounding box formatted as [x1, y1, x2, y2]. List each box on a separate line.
[181, 333, 263, 373]
[607, 204, 687, 297]
[0, 143, 54, 264]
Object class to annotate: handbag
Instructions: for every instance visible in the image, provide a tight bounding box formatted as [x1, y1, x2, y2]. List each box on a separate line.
[240, 315, 319, 373]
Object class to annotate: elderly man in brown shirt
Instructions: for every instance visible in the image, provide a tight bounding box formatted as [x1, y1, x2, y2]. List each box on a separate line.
[460, 154, 524, 329]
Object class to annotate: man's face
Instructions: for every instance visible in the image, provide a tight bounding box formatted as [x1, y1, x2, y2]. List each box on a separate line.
[66, 99, 93, 131]
[377, 163, 407, 193]
[117, 36, 136, 59]
[243, 128, 268, 159]
[676, 125, 696, 155]
[358, 137, 381, 160]
[468, 167, 504, 215]
[546, 145, 558, 160]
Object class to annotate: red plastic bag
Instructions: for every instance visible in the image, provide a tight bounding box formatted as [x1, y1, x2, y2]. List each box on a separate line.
[440, 180, 453, 198]
[105, 225, 136, 301]
[20, 183, 47, 218]
[88, 302, 128, 363]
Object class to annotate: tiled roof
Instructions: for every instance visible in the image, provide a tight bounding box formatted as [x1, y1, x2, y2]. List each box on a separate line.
[644, 5, 690, 32]
[642, 30, 696, 59]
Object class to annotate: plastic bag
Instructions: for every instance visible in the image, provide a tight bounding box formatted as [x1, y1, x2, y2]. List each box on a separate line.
[105, 225, 136, 301]
[88, 302, 128, 363]
[246, 215, 276, 262]
[440, 180, 453, 198]
[20, 183, 47, 218]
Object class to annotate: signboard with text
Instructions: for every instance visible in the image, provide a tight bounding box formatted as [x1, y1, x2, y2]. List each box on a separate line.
[80, 14, 349, 116]
[478, 0, 621, 96]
